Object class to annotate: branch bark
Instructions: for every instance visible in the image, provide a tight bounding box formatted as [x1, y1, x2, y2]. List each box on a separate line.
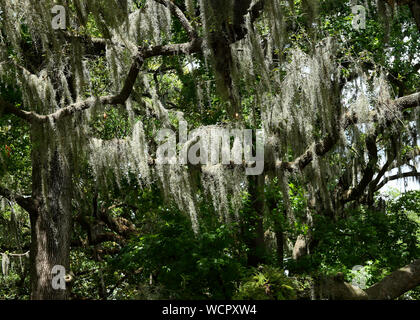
[275, 92, 420, 174]
[318, 259, 420, 300]
[342, 134, 378, 203]
[155, 0, 198, 40]
[0, 97, 41, 123]
[395, 91, 420, 110]
[409, 0, 420, 32]
[44, 38, 203, 122]
[374, 171, 420, 192]
[366, 259, 420, 300]
[0, 186, 37, 216]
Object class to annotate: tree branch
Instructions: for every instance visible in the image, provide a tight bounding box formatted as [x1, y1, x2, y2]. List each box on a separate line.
[41, 0, 265, 123]
[0, 97, 41, 123]
[275, 112, 358, 172]
[275, 91, 420, 174]
[98, 204, 137, 238]
[395, 91, 420, 110]
[366, 259, 420, 300]
[5, 251, 30, 258]
[45, 38, 203, 122]
[155, 0, 198, 40]
[5, 0, 266, 124]
[0, 186, 37, 216]
[374, 171, 420, 192]
[62, 32, 107, 54]
[0, 245, 30, 254]
[342, 134, 378, 203]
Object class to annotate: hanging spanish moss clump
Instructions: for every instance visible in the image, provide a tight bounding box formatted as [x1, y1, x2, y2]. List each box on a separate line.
[89, 119, 151, 190]
[265, 0, 287, 54]
[184, 0, 196, 16]
[199, 124, 249, 224]
[1, 253, 9, 276]
[373, 72, 401, 126]
[262, 38, 341, 158]
[248, 35, 348, 214]
[0, 1, 73, 113]
[156, 163, 200, 232]
[153, 120, 251, 232]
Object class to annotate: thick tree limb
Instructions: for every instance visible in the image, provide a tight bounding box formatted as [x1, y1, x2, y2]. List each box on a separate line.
[43, 38, 203, 122]
[47, 0, 263, 122]
[342, 134, 378, 203]
[0, 245, 30, 254]
[276, 130, 341, 172]
[409, 0, 420, 32]
[386, 146, 420, 172]
[59, 32, 107, 56]
[98, 204, 137, 238]
[316, 273, 368, 300]
[340, 92, 420, 203]
[395, 91, 420, 110]
[275, 112, 357, 172]
[369, 152, 396, 195]
[0, 186, 37, 216]
[318, 259, 420, 300]
[4, 251, 30, 257]
[75, 213, 125, 247]
[75, 198, 137, 249]
[0, 97, 41, 123]
[366, 259, 420, 300]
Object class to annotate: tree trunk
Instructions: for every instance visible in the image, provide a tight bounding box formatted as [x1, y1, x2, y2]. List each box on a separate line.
[246, 175, 266, 266]
[409, 0, 420, 32]
[266, 191, 285, 268]
[274, 227, 284, 268]
[292, 235, 308, 261]
[29, 123, 72, 300]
